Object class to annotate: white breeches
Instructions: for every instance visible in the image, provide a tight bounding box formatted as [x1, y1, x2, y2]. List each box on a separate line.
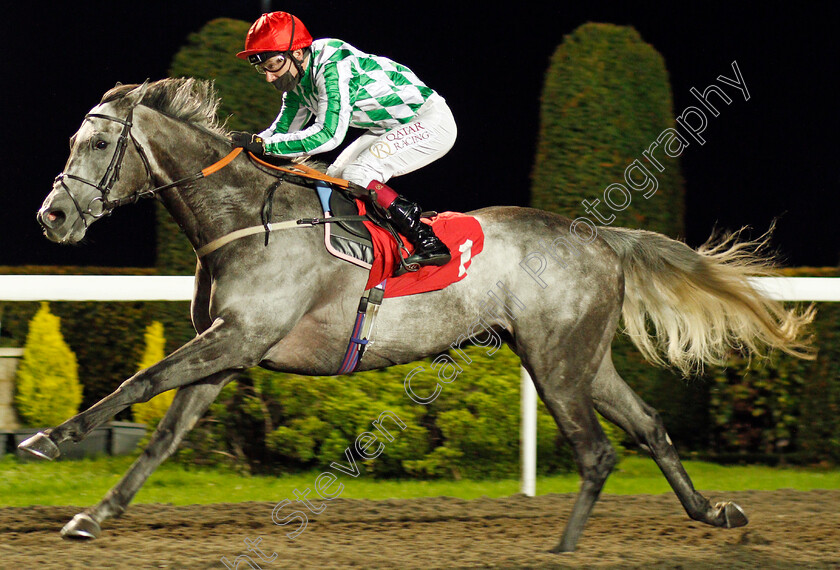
[326, 93, 457, 188]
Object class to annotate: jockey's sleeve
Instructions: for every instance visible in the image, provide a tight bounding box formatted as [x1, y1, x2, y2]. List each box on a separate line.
[260, 60, 353, 157]
[260, 91, 312, 138]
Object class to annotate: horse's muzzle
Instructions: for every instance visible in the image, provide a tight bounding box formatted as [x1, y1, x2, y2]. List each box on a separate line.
[37, 206, 67, 232]
[35, 206, 62, 230]
[36, 197, 80, 243]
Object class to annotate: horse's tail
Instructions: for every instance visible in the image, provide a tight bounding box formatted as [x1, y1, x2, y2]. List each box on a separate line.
[597, 225, 816, 375]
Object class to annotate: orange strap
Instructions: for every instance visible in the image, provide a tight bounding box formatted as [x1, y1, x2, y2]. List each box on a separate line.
[195, 147, 353, 189]
[201, 147, 243, 177]
[247, 152, 352, 189]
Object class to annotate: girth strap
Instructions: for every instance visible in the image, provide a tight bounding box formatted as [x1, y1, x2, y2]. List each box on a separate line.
[338, 280, 387, 374]
[196, 219, 312, 258]
[195, 214, 371, 258]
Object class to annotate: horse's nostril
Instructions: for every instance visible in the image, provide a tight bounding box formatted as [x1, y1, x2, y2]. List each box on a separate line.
[40, 209, 66, 229]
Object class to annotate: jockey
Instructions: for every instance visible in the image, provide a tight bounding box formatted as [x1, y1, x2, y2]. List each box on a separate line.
[231, 11, 454, 269]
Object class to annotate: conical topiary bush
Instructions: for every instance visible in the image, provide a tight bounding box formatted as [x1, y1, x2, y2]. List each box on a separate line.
[131, 321, 174, 427]
[14, 302, 82, 427]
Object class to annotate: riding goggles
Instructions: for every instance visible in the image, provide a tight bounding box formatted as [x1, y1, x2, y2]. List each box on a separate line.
[249, 52, 288, 74]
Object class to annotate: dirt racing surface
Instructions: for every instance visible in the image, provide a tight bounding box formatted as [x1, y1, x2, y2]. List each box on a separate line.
[0, 490, 838, 569]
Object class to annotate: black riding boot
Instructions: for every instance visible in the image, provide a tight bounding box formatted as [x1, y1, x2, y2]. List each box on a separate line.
[386, 195, 451, 269]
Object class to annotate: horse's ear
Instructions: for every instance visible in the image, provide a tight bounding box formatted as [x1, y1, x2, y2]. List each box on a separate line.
[114, 81, 123, 87]
[124, 79, 151, 107]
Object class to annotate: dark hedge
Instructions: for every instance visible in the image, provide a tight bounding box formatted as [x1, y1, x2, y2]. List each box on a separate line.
[531, 23, 685, 237]
[530, 23, 696, 453]
[158, 17, 276, 276]
[528, 24, 839, 466]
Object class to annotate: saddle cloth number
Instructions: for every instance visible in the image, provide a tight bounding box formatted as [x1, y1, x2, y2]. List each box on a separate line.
[458, 239, 474, 277]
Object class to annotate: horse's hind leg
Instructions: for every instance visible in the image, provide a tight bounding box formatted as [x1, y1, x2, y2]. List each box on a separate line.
[61, 370, 237, 539]
[529, 365, 618, 553]
[592, 352, 748, 529]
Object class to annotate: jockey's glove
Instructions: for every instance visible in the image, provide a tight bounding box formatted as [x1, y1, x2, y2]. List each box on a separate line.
[230, 131, 265, 155]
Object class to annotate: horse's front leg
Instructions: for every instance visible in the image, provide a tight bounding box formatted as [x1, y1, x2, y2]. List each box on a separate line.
[61, 369, 239, 539]
[19, 318, 269, 459]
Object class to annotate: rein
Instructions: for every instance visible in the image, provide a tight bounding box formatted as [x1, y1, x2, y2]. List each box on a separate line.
[55, 108, 247, 224]
[248, 153, 352, 189]
[56, 105, 368, 257]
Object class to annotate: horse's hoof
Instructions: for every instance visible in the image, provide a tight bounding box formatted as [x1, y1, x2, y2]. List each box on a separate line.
[549, 544, 575, 554]
[61, 513, 101, 540]
[715, 501, 749, 528]
[17, 432, 61, 460]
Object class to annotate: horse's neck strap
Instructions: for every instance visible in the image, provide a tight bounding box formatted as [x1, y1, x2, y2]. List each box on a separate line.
[246, 152, 353, 189]
[202, 147, 244, 177]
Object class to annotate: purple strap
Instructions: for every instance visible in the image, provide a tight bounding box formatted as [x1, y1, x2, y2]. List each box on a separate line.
[337, 280, 386, 374]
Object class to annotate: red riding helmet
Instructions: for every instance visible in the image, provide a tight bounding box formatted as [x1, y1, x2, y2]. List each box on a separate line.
[236, 12, 313, 60]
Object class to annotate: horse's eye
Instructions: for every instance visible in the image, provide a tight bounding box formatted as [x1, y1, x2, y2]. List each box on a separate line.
[94, 139, 109, 150]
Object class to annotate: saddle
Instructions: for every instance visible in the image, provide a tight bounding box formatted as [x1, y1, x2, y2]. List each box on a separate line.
[303, 181, 484, 296]
[306, 182, 485, 374]
[316, 182, 377, 269]
[250, 155, 484, 373]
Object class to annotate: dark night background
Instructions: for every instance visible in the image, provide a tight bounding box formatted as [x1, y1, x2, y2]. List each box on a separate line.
[1, 1, 837, 269]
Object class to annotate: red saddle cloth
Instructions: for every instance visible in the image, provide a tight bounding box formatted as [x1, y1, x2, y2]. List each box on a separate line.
[357, 200, 484, 298]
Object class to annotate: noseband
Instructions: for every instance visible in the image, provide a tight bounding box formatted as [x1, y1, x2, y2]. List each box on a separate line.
[52, 104, 253, 229]
[50, 102, 358, 239]
[54, 106, 155, 226]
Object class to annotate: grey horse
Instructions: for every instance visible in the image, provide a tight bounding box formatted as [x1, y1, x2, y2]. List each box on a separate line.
[24, 78, 814, 553]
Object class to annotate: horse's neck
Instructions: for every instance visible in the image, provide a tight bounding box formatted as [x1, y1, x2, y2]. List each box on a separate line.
[140, 110, 318, 251]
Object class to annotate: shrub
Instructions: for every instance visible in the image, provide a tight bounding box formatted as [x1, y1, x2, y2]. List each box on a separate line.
[131, 321, 174, 427]
[796, 300, 840, 463]
[706, 270, 840, 464]
[14, 302, 82, 427]
[709, 352, 806, 454]
[398, 345, 576, 479]
[530, 24, 698, 454]
[176, 345, 623, 478]
[530, 22, 685, 237]
[0, 267, 194, 416]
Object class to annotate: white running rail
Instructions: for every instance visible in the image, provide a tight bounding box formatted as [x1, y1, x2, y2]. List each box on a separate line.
[0, 275, 837, 496]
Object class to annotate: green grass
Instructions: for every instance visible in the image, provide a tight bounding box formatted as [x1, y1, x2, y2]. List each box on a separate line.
[1, 453, 838, 508]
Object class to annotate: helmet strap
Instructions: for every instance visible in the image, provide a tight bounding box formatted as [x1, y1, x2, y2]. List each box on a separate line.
[285, 14, 307, 79]
[288, 16, 296, 51]
[288, 48, 308, 79]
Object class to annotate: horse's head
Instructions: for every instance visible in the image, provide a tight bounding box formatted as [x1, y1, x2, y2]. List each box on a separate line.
[37, 82, 154, 244]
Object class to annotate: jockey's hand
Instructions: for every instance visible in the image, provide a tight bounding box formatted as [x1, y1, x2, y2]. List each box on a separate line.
[230, 131, 265, 154]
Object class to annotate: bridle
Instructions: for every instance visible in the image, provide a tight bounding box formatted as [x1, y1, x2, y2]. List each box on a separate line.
[48, 100, 380, 259]
[52, 102, 250, 228]
[53, 105, 155, 226]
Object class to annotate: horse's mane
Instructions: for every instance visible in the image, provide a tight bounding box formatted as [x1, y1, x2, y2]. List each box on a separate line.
[100, 77, 327, 172]
[101, 78, 229, 138]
